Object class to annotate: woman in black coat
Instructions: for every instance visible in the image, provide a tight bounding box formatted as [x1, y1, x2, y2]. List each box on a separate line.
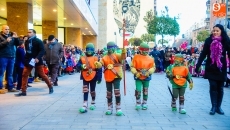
[195, 24, 230, 115]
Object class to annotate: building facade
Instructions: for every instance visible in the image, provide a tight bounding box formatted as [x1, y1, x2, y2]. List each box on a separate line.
[184, 18, 207, 47]
[208, 0, 230, 32]
[98, 0, 155, 49]
[0, 0, 98, 49]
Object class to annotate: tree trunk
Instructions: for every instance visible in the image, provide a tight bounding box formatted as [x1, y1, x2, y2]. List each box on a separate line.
[161, 35, 164, 46]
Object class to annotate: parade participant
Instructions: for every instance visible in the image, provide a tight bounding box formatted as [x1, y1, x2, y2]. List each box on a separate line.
[130, 43, 155, 110]
[77, 43, 102, 113]
[195, 24, 230, 115]
[99, 41, 126, 116]
[166, 54, 193, 114]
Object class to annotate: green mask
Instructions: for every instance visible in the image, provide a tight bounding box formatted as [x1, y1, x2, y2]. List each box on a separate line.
[108, 48, 115, 54]
[86, 51, 94, 56]
[174, 54, 184, 66]
[142, 51, 148, 56]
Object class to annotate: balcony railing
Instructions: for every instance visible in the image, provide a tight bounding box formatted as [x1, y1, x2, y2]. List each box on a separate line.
[205, 18, 210, 21]
[206, 0, 210, 5]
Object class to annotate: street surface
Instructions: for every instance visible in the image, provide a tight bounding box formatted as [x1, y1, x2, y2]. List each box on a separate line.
[0, 72, 230, 130]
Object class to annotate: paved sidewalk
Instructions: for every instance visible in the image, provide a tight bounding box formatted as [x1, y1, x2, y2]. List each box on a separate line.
[0, 72, 230, 130]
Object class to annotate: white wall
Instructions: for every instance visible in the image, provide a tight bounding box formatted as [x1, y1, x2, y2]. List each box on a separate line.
[89, 0, 98, 23]
[58, 28, 64, 43]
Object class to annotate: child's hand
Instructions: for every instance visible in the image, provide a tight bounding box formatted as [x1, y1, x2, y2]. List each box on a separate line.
[189, 83, 193, 90]
[135, 72, 140, 78]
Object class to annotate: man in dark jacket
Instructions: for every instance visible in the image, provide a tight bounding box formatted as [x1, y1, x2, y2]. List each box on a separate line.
[44, 35, 64, 86]
[149, 46, 162, 72]
[0, 25, 19, 93]
[15, 29, 53, 96]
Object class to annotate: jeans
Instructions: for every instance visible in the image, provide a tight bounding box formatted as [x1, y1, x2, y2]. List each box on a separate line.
[0, 57, 15, 90]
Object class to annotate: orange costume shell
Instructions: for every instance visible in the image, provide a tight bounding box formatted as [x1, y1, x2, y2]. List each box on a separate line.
[132, 54, 154, 80]
[102, 54, 122, 82]
[80, 56, 98, 81]
[172, 66, 189, 86]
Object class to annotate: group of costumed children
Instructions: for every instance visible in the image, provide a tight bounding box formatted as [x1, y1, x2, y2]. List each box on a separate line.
[77, 41, 193, 116]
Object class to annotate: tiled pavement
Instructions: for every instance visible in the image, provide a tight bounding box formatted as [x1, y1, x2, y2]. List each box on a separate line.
[0, 72, 230, 130]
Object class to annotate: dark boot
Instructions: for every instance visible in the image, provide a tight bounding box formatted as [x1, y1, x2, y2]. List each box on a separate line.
[49, 87, 54, 94]
[209, 91, 217, 115]
[216, 87, 224, 115]
[53, 81, 58, 86]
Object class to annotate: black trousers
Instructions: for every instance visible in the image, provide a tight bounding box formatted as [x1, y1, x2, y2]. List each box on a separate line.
[47, 64, 59, 83]
[83, 79, 96, 101]
[208, 79, 224, 94]
[208, 79, 224, 107]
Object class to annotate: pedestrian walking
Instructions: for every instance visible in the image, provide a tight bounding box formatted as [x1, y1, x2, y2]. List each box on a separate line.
[195, 24, 230, 115]
[44, 35, 64, 86]
[15, 29, 53, 96]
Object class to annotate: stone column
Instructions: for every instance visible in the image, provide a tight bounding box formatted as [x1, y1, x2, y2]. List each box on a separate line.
[7, 2, 33, 35]
[65, 28, 83, 48]
[42, 21, 58, 39]
[97, 0, 107, 49]
[83, 35, 97, 49]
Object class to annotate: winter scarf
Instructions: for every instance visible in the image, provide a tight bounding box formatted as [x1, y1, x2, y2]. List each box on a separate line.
[27, 35, 36, 53]
[210, 36, 223, 69]
[49, 41, 57, 49]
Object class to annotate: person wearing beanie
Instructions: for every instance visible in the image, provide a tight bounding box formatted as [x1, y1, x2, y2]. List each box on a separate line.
[77, 43, 102, 113]
[44, 35, 63, 86]
[130, 43, 155, 110]
[166, 54, 193, 114]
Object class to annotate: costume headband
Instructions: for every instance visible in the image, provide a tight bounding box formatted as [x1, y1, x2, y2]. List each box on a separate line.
[139, 47, 149, 51]
[174, 57, 184, 61]
[107, 45, 116, 49]
[86, 47, 94, 52]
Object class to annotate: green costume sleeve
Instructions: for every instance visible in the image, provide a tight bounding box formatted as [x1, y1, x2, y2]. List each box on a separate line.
[166, 65, 174, 84]
[166, 65, 173, 79]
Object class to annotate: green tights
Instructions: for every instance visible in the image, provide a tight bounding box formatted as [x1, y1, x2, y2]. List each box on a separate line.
[135, 79, 150, 100]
